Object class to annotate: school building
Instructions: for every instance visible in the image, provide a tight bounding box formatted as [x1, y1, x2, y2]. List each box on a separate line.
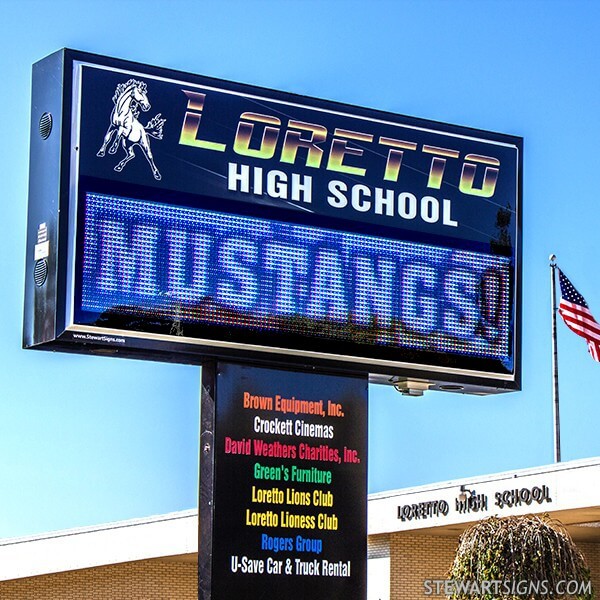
[1, 457, 599, 599]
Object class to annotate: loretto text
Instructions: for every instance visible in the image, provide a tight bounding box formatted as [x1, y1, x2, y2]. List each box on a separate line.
[179, 90, 502, 199]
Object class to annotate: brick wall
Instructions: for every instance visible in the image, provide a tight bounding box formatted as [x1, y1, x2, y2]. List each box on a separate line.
[0, 558, 197, 600]
[368, 534, 390, 559]
[390, 532, 456, 600]
[577, 541, 600, 598]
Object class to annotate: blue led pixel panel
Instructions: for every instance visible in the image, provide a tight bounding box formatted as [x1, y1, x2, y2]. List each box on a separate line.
[78, 193, 513, 369]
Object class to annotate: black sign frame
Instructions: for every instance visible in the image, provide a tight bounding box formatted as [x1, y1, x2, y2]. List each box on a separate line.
[23, 49, 523, 394]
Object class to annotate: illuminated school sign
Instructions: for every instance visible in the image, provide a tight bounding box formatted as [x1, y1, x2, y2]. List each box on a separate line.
[23, 49, 522, 393]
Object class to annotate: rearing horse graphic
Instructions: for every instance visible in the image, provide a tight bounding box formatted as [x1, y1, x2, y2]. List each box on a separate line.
[97, 79, 166, 180]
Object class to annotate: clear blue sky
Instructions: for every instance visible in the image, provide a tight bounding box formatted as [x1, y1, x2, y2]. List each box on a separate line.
[1, 0, 599, 539]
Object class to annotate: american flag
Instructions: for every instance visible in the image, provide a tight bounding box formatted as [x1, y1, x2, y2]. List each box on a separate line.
[558, 269, 600, 362]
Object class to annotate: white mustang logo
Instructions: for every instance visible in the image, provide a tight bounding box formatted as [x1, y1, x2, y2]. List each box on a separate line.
[97, 79, 166, 180]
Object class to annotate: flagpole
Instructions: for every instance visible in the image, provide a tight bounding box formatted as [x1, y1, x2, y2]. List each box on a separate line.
[550, 254, 561, 462]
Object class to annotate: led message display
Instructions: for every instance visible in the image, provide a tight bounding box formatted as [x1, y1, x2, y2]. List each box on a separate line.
[24, 49, 522, 392]
[79, 193, 512, 367]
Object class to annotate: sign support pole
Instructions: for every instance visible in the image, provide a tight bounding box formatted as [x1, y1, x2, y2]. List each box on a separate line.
[199, 362, 217, 600]
[198, 361, 368, 600]
[550, 255, 561, 463]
